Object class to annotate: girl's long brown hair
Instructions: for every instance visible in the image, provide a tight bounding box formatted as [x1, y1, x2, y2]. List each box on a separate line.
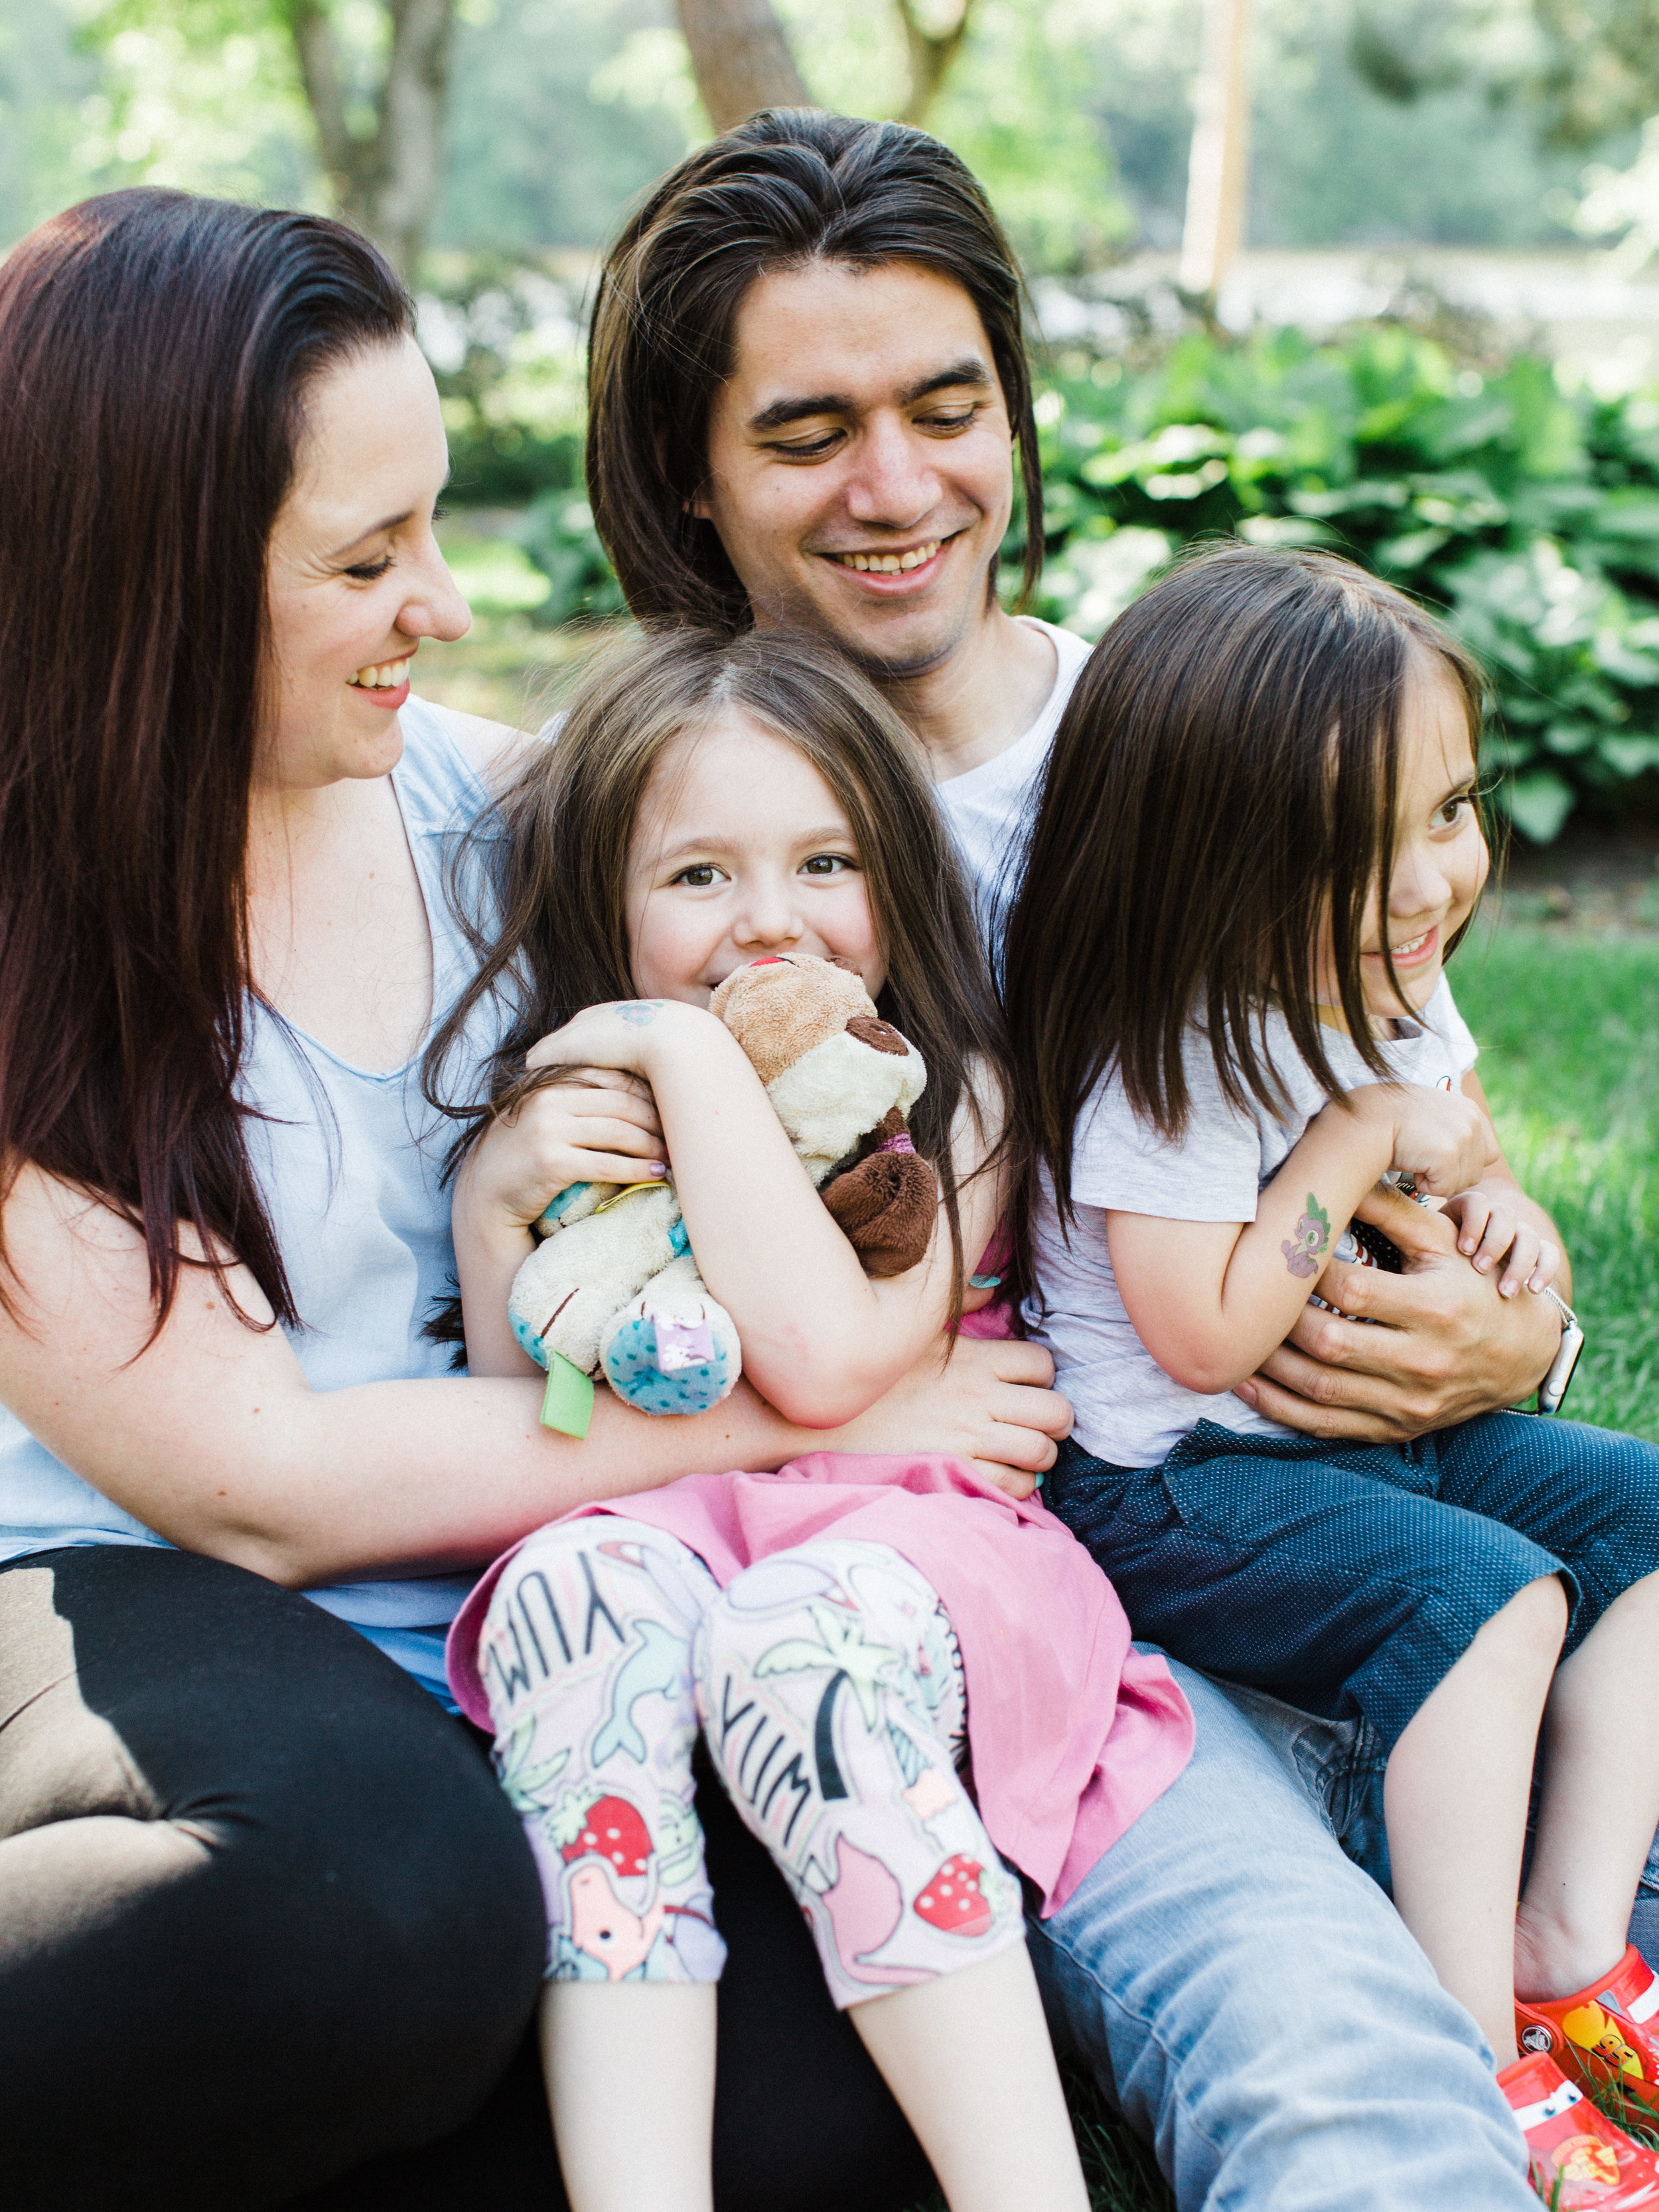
[0, 189, 412, 1329]
[427, 625, 1008, 1317]
[1002, 543, 1490, 1256]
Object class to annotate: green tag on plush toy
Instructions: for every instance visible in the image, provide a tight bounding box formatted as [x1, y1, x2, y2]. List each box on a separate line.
[540, 1351, 595, 1439]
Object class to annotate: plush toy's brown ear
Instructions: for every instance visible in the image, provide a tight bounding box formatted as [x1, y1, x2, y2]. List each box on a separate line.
[821, 1110, 936, 1278]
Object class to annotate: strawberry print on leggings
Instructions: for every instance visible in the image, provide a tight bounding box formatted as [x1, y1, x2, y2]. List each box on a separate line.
[478, 1519, 1025, 2008]
[694, 1536, 1025, 2009]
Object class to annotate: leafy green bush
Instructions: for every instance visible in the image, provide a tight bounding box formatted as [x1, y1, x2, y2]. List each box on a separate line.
[421, 258, 590, 510]
[1017, 328, 1659, 841]
[512, 492, 628, 627]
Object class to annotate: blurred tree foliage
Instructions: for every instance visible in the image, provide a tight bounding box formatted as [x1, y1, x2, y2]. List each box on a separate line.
[1530, 0, 1659, 147]
[0, 0, 315, 231]
[421, 254, 589, 500]
[55, 0, 459, 275]
[4, 0, 1646, 267]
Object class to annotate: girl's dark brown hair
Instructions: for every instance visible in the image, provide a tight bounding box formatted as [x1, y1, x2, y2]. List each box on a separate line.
[0, 187, 412, 1329]
[587, 108, 1043, 634]
[427, 624, 1007, 1320]
[1002, 542, 1490, 1242]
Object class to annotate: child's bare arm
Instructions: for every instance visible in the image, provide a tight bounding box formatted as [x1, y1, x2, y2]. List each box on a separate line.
[1109, 1082, 1498, 1395]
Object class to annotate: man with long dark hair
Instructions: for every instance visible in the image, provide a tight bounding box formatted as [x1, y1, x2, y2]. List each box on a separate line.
[583, 108, 1597, 2211]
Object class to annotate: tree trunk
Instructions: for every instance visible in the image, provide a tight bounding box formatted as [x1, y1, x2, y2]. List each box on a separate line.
[894, 0, 974, 127]
[674, 0, 812, 133]
[283, 0, 456, 282]
[1178, 0, 1252, 299]
[370, 0, 456, 279]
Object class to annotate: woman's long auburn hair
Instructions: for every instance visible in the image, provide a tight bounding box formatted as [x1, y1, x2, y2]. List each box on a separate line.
[1002, 543, 1492, 1268]
[426, 625, 1009, 1322]
[0, 188, 412, 1329]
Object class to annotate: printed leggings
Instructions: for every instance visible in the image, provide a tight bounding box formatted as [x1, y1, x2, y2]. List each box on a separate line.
[477, 1519, 1027, 2008]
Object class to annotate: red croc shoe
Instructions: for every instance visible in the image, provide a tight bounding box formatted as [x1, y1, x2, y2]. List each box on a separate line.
[1518, 1947, 1659, 2120]
[1500, 2051, 1659, 2207]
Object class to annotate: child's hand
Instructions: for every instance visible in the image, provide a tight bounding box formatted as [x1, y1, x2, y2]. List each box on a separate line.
[459, 1069, 667, 1235]
[1385, 1083, 1499, 1199]
[526, 998, 718, 1081]
[1441, 1186, 1563, 1299]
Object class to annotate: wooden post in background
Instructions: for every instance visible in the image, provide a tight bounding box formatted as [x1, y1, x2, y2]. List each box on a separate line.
[1179, 0, 1252, 298]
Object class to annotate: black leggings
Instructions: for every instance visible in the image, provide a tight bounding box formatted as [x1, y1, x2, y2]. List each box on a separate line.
[0, 1546, 933, 2211]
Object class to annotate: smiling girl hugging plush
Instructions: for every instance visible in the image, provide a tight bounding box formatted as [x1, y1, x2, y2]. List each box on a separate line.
[429, 627, 1194, 2212]
[1003, 543, 1659, 2211]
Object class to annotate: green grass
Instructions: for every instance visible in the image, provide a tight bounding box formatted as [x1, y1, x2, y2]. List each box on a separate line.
[1455, 924, 1659, 1442]
[909, 924, 1659, 2212]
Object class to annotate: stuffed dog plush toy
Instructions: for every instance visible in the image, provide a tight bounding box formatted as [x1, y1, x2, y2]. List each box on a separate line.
[508, 955, 936, 1430]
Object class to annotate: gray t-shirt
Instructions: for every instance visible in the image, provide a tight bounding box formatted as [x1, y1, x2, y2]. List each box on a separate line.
[1027, 980, 1480, 1467]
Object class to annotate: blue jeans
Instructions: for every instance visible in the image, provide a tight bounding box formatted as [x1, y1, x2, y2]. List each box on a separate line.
[1025, 1660, 1538, 2211]
[1048, 1413, 1659, 1754]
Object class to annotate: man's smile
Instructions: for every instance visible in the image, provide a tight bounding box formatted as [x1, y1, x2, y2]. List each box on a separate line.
[815, 530, 968, 593]
[830, 538, 943, 573]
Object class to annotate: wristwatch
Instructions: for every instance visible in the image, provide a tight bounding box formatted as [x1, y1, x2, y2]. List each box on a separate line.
[1534, 1286, 1585, 1416]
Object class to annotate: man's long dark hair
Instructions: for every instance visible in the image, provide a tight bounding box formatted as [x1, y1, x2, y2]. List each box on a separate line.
[587, 109, 1044, 633]
[0, 188, 412, 1329]
[1003, 544, 1490, 1255]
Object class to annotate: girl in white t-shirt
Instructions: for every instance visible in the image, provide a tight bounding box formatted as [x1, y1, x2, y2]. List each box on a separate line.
[1001, 543, 1659, 2206]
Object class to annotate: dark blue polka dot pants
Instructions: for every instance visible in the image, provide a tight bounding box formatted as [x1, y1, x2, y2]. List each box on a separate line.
[1047, 1411, 1659, 1754]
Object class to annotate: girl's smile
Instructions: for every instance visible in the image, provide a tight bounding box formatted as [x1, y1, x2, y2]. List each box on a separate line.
[625, 708, 885, 1005]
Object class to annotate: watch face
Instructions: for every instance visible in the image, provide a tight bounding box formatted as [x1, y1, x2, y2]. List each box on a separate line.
[1544, 1321, 1585, 1415]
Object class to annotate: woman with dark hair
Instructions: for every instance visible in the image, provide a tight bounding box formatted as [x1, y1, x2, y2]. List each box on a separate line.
[0, 188, 1066, 2211]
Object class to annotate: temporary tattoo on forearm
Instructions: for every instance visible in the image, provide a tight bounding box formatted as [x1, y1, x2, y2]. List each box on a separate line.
[614, 1000, 669, 1027]
[1281, 1193, 1332, 1280]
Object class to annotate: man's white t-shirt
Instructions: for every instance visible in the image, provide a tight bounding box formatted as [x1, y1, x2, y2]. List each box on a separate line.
[932, 619, 1092, 943]
[1029, 983, 1480, 1468]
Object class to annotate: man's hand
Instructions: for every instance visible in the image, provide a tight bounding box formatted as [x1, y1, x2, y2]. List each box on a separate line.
[1237, 1185, 1563, 1443]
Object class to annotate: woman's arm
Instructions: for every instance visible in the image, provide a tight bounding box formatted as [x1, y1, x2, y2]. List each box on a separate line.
[523, 1001, 1006, 1427]
[1108, 1082, 1497, 1396]
[0, 1165, 1067, 1589]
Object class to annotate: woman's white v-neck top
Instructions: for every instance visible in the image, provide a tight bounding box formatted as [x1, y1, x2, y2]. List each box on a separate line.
[0, 696, 510, 1702]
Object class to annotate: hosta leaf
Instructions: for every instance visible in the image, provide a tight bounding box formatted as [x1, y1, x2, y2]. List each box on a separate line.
[1503, 771, 1575, 844]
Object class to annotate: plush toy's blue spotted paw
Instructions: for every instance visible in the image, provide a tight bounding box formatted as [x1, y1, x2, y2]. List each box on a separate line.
[601, 1295, 741, 1416]
[511, 1307, 553, 1370]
